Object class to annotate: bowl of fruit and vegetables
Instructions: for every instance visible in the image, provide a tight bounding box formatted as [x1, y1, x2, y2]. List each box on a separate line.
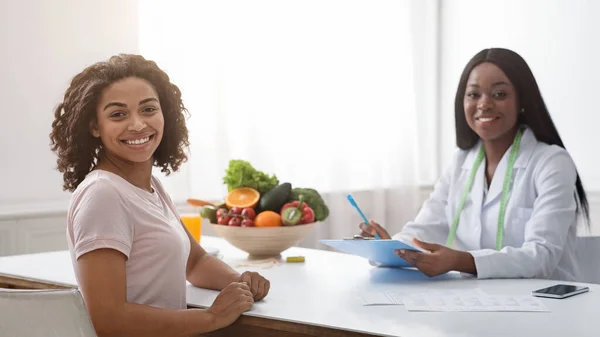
[194, 160, 329, 258]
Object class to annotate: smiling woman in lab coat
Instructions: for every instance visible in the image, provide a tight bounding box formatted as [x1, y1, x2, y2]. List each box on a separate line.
[359, 48, 590, 281]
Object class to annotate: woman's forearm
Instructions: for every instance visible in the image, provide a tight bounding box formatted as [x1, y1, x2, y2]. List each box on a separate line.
[187, 254, 240, 290]
[92, 302, 217, 337]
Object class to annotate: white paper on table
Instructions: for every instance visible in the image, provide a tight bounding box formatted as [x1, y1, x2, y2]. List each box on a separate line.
[402, 292, 550, 312]
[359, 288, 486, 306]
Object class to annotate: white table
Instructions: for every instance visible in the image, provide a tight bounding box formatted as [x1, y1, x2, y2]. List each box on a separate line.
[0, 236, 598, 337]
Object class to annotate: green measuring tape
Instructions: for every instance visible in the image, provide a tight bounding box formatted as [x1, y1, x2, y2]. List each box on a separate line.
[445, 128, 523, 251]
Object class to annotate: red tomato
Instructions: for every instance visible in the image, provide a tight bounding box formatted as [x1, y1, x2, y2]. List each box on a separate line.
[217, 215, 231, 225]
[216, 208, 229, 218]
[241, 218, 254, 227]
[241, 207, 256, 220]
[230, 207, 243, 215]
[228, 217, 242, 226]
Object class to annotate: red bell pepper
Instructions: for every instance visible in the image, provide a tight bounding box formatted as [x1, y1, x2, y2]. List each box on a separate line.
[280, 195, 315, 224]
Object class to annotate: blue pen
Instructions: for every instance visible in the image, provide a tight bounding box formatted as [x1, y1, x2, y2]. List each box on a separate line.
[347, 194, 381, 239]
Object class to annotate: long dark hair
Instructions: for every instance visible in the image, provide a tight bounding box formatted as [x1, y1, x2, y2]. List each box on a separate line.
[454, 48, 590, 225]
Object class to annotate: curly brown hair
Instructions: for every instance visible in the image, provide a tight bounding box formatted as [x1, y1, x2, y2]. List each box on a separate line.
[50, 54, 190, 192]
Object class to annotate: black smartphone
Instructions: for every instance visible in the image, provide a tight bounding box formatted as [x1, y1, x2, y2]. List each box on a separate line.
[532, 284, 589, 299]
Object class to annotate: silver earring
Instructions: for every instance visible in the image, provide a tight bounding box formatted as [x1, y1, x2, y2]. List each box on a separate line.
[521, 108, 525, 113]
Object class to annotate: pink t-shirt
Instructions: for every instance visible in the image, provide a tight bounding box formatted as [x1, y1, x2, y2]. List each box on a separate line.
[66, 170, 191, 309]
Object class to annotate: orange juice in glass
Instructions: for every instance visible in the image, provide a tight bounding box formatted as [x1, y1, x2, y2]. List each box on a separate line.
[181, 213, 202, 243]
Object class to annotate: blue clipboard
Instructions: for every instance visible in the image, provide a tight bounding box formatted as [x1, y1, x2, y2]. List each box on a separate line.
[320, 238, 426, 268]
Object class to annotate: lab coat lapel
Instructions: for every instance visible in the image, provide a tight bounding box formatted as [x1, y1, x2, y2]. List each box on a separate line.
[470, 159, 485, 214]
[483, 150, 509, 207]
[513, 127, 536, 169]
[457, 142, 485, 249]
[465, 155, 485, 249]
[461, 142, 485, 213]
[483, 127, 535, 207]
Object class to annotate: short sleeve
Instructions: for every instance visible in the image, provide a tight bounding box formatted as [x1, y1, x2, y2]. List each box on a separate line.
[69, 178, 134, 260]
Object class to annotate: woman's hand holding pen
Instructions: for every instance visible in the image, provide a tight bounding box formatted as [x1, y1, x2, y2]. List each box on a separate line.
[396, 239, 477, 277]
[359, 220, 391, 239]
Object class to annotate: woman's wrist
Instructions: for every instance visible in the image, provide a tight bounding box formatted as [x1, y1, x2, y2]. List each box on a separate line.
[200, 308, 221, 332]
[454, 251, 477, 275]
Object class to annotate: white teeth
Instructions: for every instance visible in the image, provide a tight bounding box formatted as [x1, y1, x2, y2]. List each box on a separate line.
[478, 117, 496, 122]
[124, 136, 150, 145]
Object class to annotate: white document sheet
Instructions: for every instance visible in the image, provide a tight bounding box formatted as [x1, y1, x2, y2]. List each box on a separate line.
[359, 289, 550, 312]
[401, 293, 550, 312]
[359, 289, 485, 306]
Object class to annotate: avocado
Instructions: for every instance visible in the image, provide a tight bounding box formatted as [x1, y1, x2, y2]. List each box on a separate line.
[259, 182, 292, 212]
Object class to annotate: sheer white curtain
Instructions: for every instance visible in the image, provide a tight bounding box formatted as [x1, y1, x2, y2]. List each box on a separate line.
[139, 0, 437, 248]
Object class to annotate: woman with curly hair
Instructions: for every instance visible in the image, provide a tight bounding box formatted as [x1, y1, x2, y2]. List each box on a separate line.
[50, 54, 270, 336]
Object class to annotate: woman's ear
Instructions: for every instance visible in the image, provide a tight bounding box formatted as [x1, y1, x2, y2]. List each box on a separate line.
[89, 120, 100, 138]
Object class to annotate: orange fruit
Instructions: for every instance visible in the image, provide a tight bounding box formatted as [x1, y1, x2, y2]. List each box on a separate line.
[225, 187, 260, 209]
[254, 211, 282, 227]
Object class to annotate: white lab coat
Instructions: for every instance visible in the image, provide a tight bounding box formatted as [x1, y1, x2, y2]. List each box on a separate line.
[394, 127, 580, 281]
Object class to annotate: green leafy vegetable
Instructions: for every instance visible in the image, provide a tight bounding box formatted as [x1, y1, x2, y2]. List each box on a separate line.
[289, 188, 329, 221]
[222, 159, 279, 194]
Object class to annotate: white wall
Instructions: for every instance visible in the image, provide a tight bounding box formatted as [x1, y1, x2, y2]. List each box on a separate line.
[440, 0, 600, 193]
[1, 0, 598, 228]
[0, 0, 599, 257]
[0, 0, 139, 217]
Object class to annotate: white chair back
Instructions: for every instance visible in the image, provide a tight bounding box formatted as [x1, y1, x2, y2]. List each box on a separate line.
[0, 288, 97, 337]
[575, 236, 600, 284]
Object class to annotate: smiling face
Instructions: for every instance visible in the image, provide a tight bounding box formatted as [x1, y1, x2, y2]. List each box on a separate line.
[91, 77, 164, 165]
[463, 62, 519, 143]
